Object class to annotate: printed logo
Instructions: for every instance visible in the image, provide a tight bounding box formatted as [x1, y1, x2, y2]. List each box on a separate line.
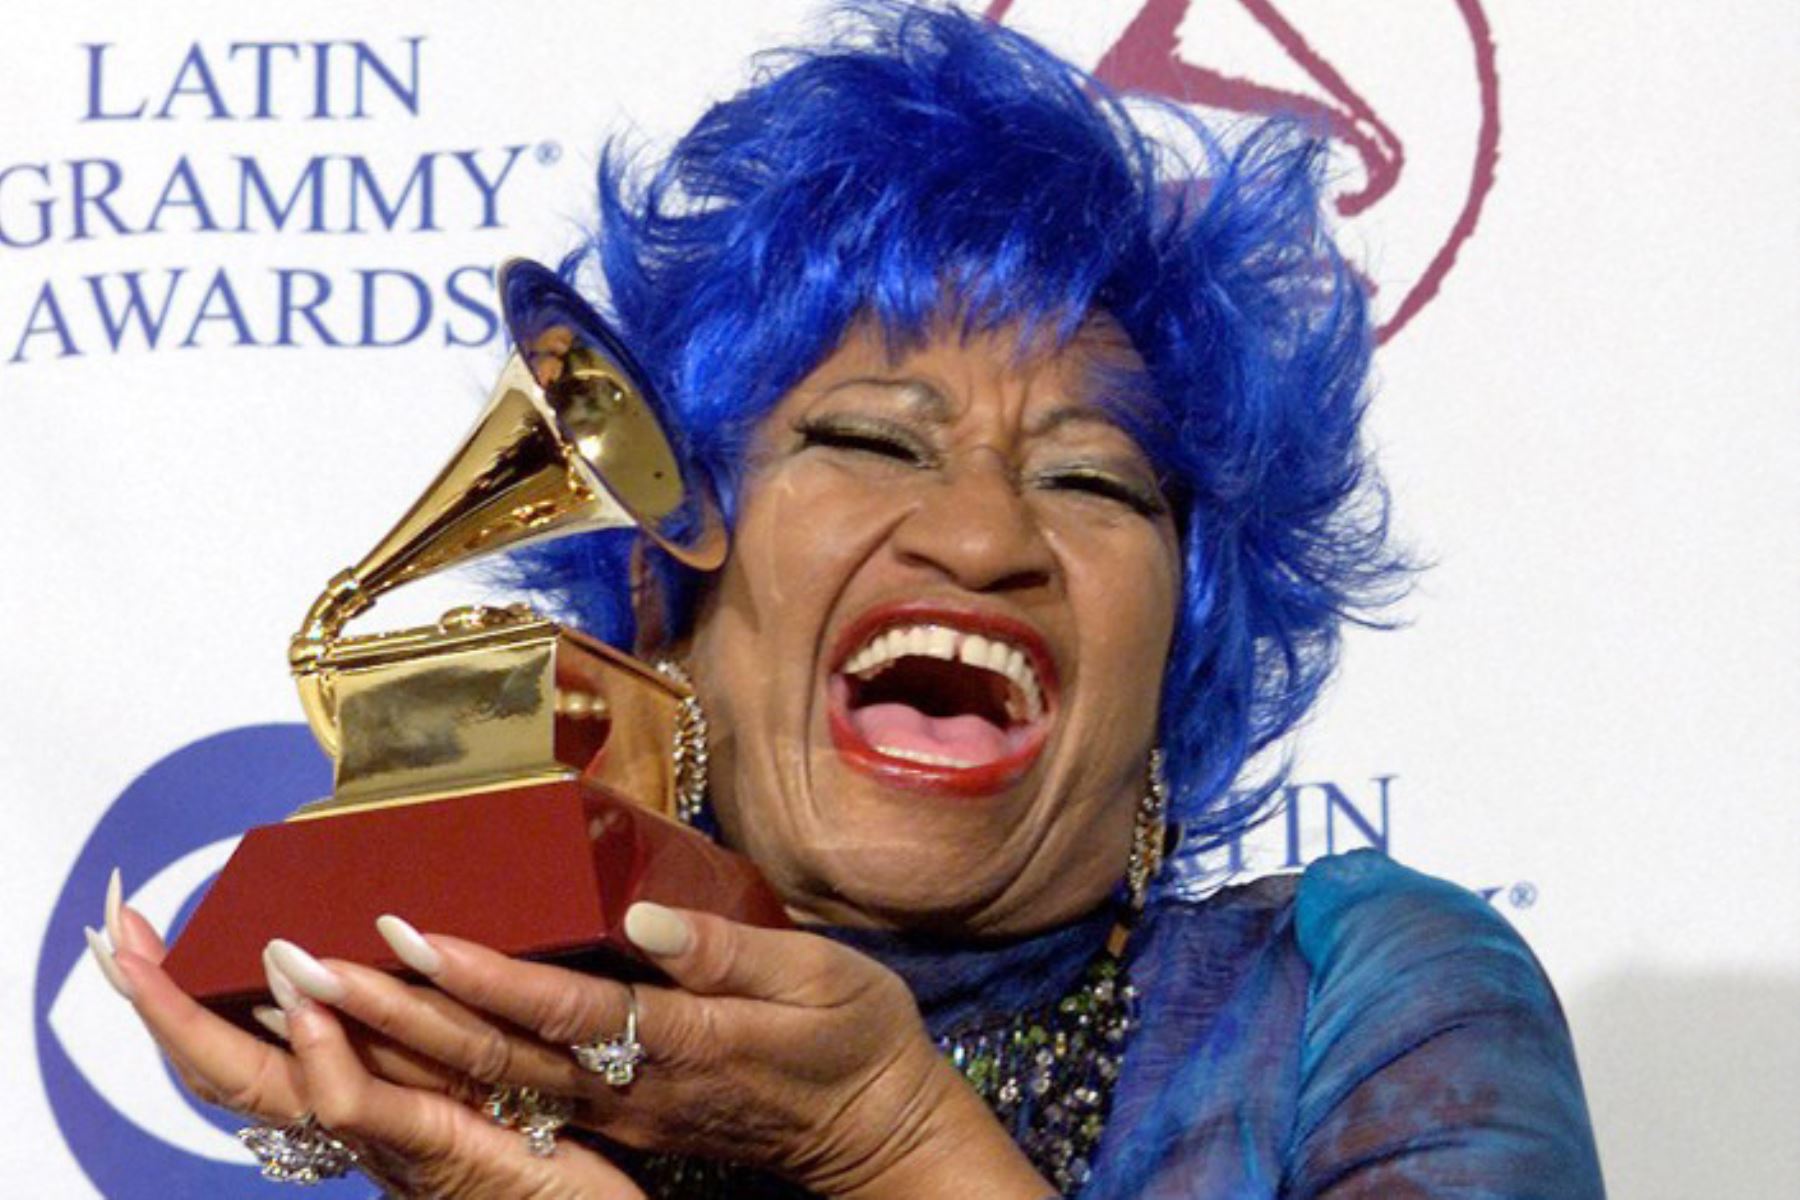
[988, 0, 1502, 342]
[1164, 774, 1536, 911]
[2, 36, 555, 365]
[32, 724, 364, 1197]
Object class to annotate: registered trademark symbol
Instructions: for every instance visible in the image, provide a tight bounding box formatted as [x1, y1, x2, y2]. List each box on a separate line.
[1508, 881, 1538, 909]
[536, 140, 562, 166]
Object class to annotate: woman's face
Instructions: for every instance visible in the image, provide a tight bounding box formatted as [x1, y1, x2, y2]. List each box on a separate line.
[687, 318, 1180, 936]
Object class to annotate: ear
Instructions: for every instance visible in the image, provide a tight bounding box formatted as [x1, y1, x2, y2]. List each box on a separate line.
[629, 536, 669, 658]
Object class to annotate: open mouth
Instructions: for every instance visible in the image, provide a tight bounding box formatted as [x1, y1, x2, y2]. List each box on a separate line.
[827, 605, 1057, 796]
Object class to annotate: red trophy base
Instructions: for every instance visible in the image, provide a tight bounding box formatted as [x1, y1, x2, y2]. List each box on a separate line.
[161, 779, 789, 1029]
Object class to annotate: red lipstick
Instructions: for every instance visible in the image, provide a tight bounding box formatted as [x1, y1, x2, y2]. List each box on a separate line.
[826, 601, 1058, 797]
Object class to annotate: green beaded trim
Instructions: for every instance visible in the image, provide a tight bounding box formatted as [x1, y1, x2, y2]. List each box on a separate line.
[938, 950, 1139, 1194]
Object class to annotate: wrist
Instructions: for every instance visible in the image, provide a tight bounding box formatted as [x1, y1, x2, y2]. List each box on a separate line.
[828, 1055, 1051, 1200]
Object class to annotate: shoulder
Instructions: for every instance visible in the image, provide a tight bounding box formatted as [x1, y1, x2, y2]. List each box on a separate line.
[1106, 856, 1602, 1197]
[1293, 849, 1548, 995]
[1290, 849, 1573, 1073]
[1282, 851, 1605, 1196]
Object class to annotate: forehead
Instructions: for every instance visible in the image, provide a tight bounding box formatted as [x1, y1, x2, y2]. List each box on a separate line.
[784, 313, 1155, 433]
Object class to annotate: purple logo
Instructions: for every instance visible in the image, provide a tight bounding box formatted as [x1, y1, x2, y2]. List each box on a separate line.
[988, 0, 1502, 343]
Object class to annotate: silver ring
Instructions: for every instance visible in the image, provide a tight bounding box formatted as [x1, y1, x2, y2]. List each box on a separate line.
[570, 986, 645, 1087]
[483, 1086, 574, 1158]
[237, 1113, 358, 1183]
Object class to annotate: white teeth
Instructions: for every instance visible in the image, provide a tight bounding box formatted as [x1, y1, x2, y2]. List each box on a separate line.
[986, 640, 1010, 674]
[843, 624, 1046, 721]
[870, 743, 982, 768]
[958, 634, 990, 668]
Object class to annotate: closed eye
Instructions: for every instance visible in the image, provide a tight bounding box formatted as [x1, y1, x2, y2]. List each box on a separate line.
[794, 415, 934, 467]
[1034, 468, 1168, 518]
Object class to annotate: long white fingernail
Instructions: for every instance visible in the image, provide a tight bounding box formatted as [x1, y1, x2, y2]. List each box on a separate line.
[262, 947, 307, 1014]
[251, 1005, 291, 1040]
[104, 867, 125, 951]
[624, 902, 692, 958]
[265, 940, 346, 1005]
[85, 926, 134, 1000]
[375, 914, 443, 977]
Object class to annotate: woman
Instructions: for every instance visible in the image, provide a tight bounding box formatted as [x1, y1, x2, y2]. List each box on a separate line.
[88, 5, 1604, 1196]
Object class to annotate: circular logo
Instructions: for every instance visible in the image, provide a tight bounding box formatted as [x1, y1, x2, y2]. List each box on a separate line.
[31, 724, 373, 1197]
[989, 0, 1501, 343]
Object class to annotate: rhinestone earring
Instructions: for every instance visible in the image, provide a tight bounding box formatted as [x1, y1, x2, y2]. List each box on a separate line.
[654, 659, 710, 828]
[1126, 748, 1169, 912]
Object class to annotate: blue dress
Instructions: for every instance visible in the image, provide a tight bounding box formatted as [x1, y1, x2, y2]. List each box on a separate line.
[620, 851, 1605, 1197]
[850, 850, 1605, 1198]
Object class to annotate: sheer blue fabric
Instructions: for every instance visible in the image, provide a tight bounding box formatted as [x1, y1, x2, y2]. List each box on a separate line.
[862, 851, 1604, 1198]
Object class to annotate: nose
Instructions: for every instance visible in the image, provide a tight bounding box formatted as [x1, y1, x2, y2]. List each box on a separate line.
[889, 449, 1056, 593]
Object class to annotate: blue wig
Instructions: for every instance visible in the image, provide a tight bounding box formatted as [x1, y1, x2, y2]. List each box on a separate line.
[513, 1, 1407, 843]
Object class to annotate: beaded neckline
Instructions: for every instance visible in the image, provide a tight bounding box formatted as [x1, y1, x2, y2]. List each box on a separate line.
[937, 943, 1139, 1194]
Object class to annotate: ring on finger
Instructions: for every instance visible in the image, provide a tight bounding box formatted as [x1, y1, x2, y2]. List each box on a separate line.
[238, 1113, 359, 1183]
[483, 1086, 574, 1158]
[570, 985, 645, 1087]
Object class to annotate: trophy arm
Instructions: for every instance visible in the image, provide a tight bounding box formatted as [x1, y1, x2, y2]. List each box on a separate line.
[289, 568, 372, 756]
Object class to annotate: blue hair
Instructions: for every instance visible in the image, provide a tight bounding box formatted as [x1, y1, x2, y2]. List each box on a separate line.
[512, 2, 1407, 841]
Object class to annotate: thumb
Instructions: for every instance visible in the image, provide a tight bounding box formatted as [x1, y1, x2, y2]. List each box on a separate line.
[624, 903, 850, 1004]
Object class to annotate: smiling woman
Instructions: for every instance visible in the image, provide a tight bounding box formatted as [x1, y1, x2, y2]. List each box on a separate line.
[691, 320, 1181, 935]
[93, 3, 1603, 1198]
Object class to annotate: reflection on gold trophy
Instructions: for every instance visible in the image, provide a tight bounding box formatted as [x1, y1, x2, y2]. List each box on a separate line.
[163, 261, 786, 1022]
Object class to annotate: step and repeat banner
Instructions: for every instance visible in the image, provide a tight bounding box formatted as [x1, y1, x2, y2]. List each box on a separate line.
[5, 3, 1796, 1197]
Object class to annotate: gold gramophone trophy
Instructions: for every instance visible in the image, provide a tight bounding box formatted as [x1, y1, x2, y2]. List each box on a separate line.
[162, 261, 786, 1022]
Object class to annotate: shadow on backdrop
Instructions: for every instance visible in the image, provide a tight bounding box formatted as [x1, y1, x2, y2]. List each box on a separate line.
[1570, 970, 1800, 1198]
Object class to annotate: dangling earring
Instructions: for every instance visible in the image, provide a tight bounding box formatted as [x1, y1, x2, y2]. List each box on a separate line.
[1126, 748, 1169, 913]
[653, 659, 710, 829]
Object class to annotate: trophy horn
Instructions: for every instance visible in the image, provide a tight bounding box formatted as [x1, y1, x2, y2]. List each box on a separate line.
[289, 259, 725, 753]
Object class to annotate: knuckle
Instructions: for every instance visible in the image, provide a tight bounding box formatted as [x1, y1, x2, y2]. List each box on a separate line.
[687, 928, 736, 992]
[214, 1079, 263, 1113]
[532, 979, 597, 1045]
[462, 1023, 517, 1086]
[308, 1086, 360, 1132]
[349, 983, 408, 1040]
[217, 1056, 296, 1119]
[440, 1072, 492, 1110]
[653, 999, 722, 1073]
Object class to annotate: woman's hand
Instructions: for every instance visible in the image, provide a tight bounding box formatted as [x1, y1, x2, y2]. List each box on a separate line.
[91, 882, 647, 1199]
[275, 903, 1050, 1199]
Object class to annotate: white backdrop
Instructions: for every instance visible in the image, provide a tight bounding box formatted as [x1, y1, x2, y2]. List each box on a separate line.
[4, 3, 1797, 1196]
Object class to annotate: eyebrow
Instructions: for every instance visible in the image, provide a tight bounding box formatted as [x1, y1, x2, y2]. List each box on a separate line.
[820, 375, 955, 420]
[1024, 405, 1126, 439]
[820, 377, 1129, 438]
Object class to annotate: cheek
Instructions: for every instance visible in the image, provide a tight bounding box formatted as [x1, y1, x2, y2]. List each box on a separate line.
[1054, 523, 1181, 757]
[1056, 521, 1181, 661]
[690, 464, 903, 761]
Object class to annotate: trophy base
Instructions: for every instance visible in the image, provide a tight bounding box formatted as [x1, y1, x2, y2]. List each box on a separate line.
[161, 778, 789, 1029]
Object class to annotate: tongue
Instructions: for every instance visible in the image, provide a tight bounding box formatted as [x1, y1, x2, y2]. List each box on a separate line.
[850, 702, 1012, 765]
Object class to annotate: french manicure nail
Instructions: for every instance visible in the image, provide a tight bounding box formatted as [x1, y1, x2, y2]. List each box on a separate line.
[265, 939, 346, 1005]
[263, 947, 307, 1014]
[85, 926, 134, 1000]
[375, 914, 444, 977]
[624, 902, 692, 958]
[104, 867, 125, 952]
[251, 1005, 290, 1040]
